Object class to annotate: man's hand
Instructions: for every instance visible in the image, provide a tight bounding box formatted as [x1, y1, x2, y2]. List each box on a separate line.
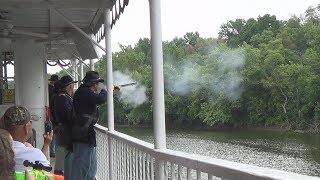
[41, 130, 53, 155]
[43, 130, 53, 146]
[113, 86, 121, 95]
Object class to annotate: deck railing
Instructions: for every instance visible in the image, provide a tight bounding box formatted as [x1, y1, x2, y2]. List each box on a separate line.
[95, 125, 319, 180]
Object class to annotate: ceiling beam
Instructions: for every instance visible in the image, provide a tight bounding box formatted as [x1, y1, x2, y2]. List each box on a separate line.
[11, 29, 48, 38]
[0, 0, 115, 9]
[52, 8, 106, 53]
[13, 27, 77, 34]
[49, 8, 52, 35]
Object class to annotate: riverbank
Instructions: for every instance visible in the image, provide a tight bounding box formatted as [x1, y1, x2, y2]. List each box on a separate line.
[114, 124, 319, 134]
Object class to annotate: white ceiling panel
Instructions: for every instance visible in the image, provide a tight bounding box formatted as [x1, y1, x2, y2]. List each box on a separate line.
[0, 0, 117, 60]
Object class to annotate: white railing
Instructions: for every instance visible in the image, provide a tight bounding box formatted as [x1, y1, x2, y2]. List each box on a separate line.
[95, 125, 319, 180]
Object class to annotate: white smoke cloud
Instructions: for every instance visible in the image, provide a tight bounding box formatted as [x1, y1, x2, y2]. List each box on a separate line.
[170, 61, 202, 96]
[113, 71, 148, 108]
[165, 48, 245, 99]
[212, 49, 245, 99]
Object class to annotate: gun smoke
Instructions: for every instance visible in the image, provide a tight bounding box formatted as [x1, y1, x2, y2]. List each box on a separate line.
[165, 48, 245, 99]
[113, 71, 148, 108]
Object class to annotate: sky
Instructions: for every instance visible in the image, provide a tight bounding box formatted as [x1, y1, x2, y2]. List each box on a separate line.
[46, 0, 319, 74]
[110, 0, 319, 50]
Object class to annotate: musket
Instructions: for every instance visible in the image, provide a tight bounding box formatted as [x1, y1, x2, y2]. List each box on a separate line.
[23, 160, 52, 172]
[118, 82, 137, 87]
[78, 80, 137, 87]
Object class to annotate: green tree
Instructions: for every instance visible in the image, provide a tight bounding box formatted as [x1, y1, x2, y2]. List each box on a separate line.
[89, 9, 320, 132]
[184, 32, 201, 47]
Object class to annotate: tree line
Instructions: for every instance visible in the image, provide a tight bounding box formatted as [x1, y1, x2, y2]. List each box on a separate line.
[62, 5, 320, 132]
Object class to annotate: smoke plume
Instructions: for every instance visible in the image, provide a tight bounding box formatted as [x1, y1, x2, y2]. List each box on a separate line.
[113, 71, 148, 108]
[165, 48, 245, 99]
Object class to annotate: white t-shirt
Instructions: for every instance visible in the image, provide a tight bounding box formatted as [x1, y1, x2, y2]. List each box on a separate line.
[14, 141, 50, 172]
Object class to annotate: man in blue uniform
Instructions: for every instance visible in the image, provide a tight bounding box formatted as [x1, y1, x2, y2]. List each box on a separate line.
[71, 71, 120, 180]
[48, 74, 59, 158]
[48, 74, 59, 102]
[54, 75, 77, 180]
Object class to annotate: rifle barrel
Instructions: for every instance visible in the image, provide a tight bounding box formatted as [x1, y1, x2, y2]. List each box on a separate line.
[119, 82, 137, 87]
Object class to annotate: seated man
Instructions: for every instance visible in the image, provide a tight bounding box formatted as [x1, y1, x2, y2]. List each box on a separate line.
[2, 106, 51, 172]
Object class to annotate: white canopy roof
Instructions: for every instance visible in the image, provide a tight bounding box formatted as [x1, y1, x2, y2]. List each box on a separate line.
[0, 0, 121, 60]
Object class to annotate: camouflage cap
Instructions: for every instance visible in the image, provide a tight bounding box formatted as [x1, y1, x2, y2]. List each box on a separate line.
[3, 106, 33, 128]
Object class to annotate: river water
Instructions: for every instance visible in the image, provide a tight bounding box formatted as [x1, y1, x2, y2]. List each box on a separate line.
[117, 127, 320, 177]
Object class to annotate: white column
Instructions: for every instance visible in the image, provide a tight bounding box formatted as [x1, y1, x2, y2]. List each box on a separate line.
[149, 0, 166, 179]
[75, 59, 79, 88]
[80, 61, 84, 82]
[72, 59, 78, 89]
[3, 62, 7, 88]
[43, 60, 49, 107]
[72, 59, 76, 79]
[0, 38, 12, 109]
[105, 8, 115, 180]
[90, 59, 94, 71]
[0, 61, 4, 111]
[0, 58, 3, 105]
[14, 39, 46, 149]
[105, 9, 115, 132]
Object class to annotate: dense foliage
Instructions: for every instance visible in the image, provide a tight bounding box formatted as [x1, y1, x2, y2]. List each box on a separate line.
[93, 5, 320, 132]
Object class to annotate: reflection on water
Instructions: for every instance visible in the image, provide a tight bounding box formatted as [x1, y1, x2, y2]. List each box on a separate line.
[117, 128, 320, 176]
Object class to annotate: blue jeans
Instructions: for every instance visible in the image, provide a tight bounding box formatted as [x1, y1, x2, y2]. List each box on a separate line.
[64, 149, 73, 180]
[71, 143, 96, 180]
